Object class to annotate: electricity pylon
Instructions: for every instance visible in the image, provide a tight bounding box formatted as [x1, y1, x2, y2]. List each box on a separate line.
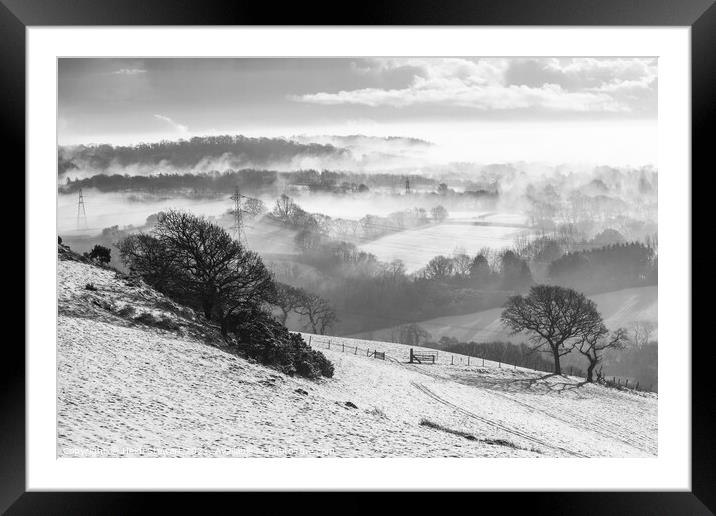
[230, 186, 250, 245]
[77, 188, 87, 229]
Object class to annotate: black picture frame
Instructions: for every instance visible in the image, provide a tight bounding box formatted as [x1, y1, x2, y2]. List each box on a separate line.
[5, 0, 712, 512]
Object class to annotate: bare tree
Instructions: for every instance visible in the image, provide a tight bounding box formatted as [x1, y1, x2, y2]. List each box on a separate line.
[380, 259, 406, 284]
[576, 327, 628, 382]
[396, 323, 432, 347]
[452, 253, 473, 277]
[272, 194, 295, 222]
[501, 285, 604, 375]
[119, 210, 274, 338]
[117, 233, 180, 293]
[243, 197, 267, 218]
[630, 320, 656, 349]
[295, 293, 337, 335]
[272, 283, 306, 324]
[423, 255, 454, 280]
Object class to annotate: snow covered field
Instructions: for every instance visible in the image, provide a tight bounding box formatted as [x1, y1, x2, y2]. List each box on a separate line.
[358, 222, 530, 273]
[57, 258, 657, 458]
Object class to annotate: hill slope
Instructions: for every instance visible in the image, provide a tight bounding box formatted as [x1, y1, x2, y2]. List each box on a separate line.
[57, 257, 657, 458]
[351, 286, 657, 344]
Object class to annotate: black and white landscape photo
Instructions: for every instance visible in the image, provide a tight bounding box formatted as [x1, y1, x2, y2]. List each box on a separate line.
[57, 57, 658, 458]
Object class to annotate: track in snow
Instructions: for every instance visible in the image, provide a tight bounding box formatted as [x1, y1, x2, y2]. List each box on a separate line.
[410, 381, 589, 458]
[356, 351, 653, 456]
[483, 388, 656, 456]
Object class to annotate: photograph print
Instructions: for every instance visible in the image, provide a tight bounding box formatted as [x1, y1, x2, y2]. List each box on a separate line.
[57, 57, 658, 458]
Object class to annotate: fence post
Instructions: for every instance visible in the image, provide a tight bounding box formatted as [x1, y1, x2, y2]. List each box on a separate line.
[482, 356, 485, 367]
[354, 346, 357, 355]
[328, 340, 331, 349]
[451, 356, 454, 365]
[342, 342, 345, 352]
[308, 335, 312, 346]
[498, 361, 501, 369]
[468, 356, 470, 366]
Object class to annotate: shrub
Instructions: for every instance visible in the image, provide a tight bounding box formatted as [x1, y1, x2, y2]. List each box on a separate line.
[85, 244, 112, 264]
[231, 310, 334, 379]
[85, 283, 97, 291]
[117, 305, 136, 317]
[134, 312, 180, 332]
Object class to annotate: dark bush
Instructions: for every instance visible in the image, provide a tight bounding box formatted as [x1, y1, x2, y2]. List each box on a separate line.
[134, 312, 180, 332]
[117, 305, 136, 317]
[85, 282, 97, 291]
[85, 244, 112, 264]
[231, 310, 334, 379]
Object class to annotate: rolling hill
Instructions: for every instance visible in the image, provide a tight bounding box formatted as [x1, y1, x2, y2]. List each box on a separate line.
[350, 286, 657, 344]
[57, 254, 657, 458]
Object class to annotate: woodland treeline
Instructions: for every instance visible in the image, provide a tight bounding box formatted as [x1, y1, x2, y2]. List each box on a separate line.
[59, 169, 445, 196]
[58, 135, 348, 173]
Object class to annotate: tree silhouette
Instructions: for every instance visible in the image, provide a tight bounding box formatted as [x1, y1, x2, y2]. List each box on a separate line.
[119, 210, 273, 338]
[272, 283, 307, 324]
[576, 327, 628, 382]
[501, 285, 605, 375]
[295, 293, 337, 335]
[424, 255, 454, 280]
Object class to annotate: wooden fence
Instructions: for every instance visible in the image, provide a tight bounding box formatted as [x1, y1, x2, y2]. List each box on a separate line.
[304, 334, 654, 393]
[307, 335, 387, 361]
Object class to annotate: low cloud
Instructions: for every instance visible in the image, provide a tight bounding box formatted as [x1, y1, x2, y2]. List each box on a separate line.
[290, 57, 656, 115]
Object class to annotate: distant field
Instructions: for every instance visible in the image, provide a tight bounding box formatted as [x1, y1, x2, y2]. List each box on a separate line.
[358, 221, 529, 273]
[350, 286, 658, 344]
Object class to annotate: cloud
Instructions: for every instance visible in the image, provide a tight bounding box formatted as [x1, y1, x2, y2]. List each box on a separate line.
[291, 83, 625, 112]
[111, 68, 147, 75]
[545, 58, 656, 82]
[290, 58, 656, 115]
[153, 114, 189, 133]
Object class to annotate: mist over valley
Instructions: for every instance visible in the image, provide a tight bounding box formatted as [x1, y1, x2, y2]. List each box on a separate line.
[55, 57, 662, 459]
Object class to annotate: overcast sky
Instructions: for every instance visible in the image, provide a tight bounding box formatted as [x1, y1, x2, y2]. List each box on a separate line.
[58, 57, 658, 166]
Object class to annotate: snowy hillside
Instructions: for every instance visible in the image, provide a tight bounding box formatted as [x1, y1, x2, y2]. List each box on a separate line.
[351, 286, 657, 344]
[57, 256, 657, 458]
